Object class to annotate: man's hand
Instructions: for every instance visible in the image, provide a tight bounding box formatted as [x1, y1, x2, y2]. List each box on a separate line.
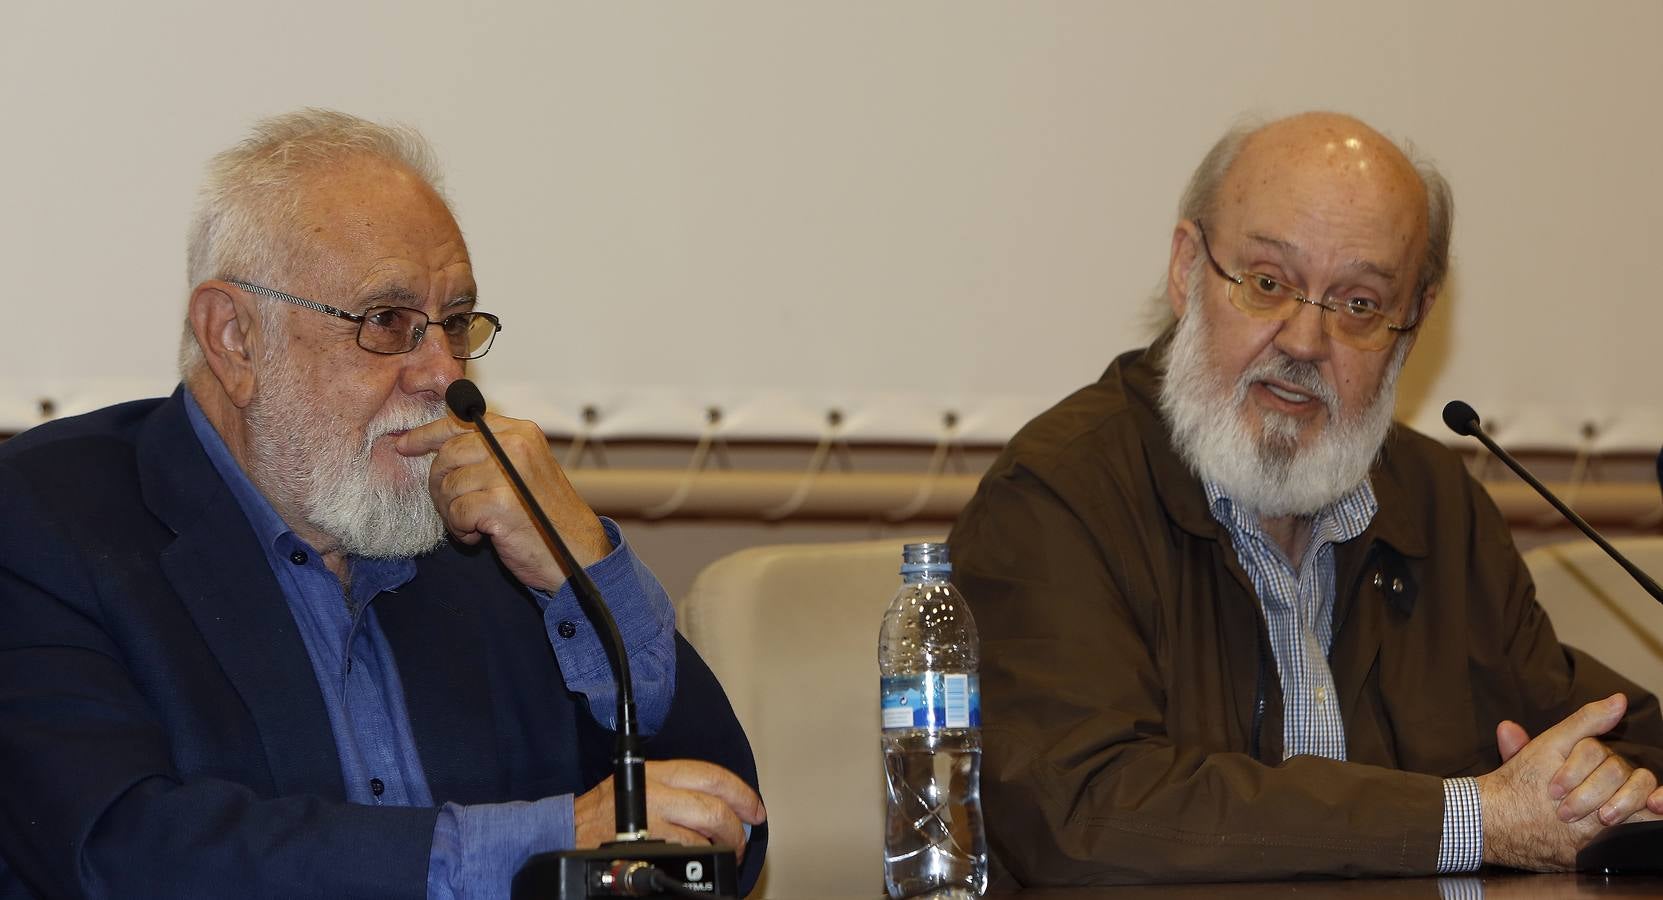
[1480, 694, 1662, 870]
[573, 760, 767, 860]
[397, 412, 610, 592]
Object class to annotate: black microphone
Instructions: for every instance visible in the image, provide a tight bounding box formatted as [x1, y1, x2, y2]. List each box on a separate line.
[445, 379, 648, 838]
[1439, 399, 1481, 438]
[1441, 400, 1663, 607]
[1444, 399, 1663, 875]
[443, 380, 738, 898]
[446, 377, 488, 422]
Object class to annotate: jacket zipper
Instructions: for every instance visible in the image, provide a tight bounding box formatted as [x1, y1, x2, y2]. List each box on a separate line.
[1251, 629, 1268, 761]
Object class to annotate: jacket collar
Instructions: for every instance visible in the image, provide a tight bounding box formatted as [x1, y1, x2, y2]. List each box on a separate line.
[137, 388, 346, 798]
[1116, 333, 1429, 561]
[136, 387, 505, 803]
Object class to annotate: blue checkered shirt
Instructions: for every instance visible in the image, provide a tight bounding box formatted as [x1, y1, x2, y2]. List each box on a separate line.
[1205, 479, 1482, 873]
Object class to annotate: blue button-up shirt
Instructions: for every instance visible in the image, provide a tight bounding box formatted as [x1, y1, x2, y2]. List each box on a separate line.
[1205, 478, 1481, 874]
[184, 392, 676, 898]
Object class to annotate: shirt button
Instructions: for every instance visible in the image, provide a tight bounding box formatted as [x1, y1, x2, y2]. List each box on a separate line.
[1315, 687, 1330, 704]
[369, 778, 384, 797]
[557, 621, 578, 639]
[289, 550, 308, 566]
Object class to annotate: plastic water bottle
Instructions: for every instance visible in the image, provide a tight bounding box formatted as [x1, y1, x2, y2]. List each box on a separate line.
[879, 542, 987, 898]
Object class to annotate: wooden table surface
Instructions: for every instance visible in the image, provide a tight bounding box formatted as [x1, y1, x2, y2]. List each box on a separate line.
[805, 872, 1663, 899]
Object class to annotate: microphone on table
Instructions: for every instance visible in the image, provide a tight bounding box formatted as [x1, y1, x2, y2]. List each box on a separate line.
[1443, 399, 1663, 875]
[444, 380, 738, 899]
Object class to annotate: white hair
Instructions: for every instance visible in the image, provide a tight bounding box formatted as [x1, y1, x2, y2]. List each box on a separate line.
[1158, 261, 1410, 519]
[243, 328, 448, 559]
[178, 108, 445, 377]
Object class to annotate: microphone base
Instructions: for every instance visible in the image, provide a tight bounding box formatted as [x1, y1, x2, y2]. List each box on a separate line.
[512, 839, 738, 898]
[1576, 820, 1663, 875]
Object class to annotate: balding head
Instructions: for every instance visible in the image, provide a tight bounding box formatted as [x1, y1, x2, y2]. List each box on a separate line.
[1155, 112, 1455, 521]
[1222, 113, 1428, 292]
[1226, 113, 1426, 217]
[1169, 113, 1451, 324]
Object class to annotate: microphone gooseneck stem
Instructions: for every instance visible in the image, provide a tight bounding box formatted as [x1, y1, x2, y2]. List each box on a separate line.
[462, 399, 650, 839]
[1465, 425, 1663, 607]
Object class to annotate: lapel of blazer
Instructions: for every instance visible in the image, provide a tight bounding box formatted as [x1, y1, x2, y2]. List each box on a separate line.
[139, 389, 345, 799]
[377, 547, 501, 804]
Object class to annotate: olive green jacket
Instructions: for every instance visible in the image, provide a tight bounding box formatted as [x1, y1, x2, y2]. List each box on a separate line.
[949, 340, 1663, 884]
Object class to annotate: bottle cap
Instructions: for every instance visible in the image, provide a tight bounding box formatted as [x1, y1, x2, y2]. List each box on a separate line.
[901, 542, 951, 580]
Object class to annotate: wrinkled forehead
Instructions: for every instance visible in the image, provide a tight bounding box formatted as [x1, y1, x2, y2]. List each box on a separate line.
[278, 158, 469, 291]
[1219, 117, 1428, 244]
[293, 158, 461, 243]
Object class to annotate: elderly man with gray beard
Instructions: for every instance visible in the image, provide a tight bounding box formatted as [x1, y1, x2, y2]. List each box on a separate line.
[949, 111, 1663, 885]
[0, 110, 765, 899]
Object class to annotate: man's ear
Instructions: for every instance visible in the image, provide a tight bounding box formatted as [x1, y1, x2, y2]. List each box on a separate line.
[188, 281, 261, 408]
[1167, 220, 1202, 318]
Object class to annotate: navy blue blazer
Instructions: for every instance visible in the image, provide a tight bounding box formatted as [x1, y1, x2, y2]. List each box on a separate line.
[0, 390, 765, 898]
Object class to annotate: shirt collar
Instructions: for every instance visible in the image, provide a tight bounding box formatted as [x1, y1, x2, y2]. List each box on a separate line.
[1204, 476, 1379, 553]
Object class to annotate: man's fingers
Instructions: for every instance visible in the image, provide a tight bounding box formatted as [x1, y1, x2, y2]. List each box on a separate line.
[648, 823, 712, 850]
[1550, 736, 1616, 801]
[426, 433, 492, 492]
[1592, 767, 1659, 826]
[576, 775, 740, 856]
[400, 411, 525, 460]
[1497, 720, 1531, 762]
[647, 784, 748, 853]
[435, 457, 507, 508]
[396, 412, 471, 456]
[1536, 694, 1627, 758]
[443, 487, 526, 543]
[648, 760, 767, 825]
[1556, 753, 1631, 823]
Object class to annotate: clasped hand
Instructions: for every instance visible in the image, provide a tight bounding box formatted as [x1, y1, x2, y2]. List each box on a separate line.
[574, 761, 767, 860]
[1479, 693, 1663, 870]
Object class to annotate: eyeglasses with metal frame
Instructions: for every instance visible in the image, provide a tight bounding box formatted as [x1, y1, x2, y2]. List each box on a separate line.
[226, 280, 502, 359]
[1194, 220, 1420, 352]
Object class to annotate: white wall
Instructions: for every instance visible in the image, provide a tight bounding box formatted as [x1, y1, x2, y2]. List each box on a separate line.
[4, 1, 1659, 449]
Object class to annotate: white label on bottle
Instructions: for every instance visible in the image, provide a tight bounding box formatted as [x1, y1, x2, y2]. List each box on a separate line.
[882, 706, 915, 729]
[880, 673, 980, 730]
[943, 673, 969, 728]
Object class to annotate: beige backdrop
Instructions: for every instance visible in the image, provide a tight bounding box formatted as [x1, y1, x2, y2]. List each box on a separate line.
[3, 1, 1660, 451]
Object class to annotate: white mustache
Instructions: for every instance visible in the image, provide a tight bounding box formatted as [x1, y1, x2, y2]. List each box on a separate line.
[365, 402, 448, 447]
[1239, 353, 1338, 414]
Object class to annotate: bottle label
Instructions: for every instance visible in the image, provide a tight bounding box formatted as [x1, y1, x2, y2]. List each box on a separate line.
[881, 672, 980, 730]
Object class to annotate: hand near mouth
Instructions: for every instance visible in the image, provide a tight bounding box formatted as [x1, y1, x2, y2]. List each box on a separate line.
[396, 412, 611, 592]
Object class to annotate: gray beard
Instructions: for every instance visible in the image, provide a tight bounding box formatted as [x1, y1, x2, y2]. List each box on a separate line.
[244, 352, 448, 560]
[1157, 291, 1408, 520]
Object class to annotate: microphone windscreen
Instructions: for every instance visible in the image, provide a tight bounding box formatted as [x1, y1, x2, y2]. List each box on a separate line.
[1442, 400, 1480, 437]
[446, 379, 488, 422]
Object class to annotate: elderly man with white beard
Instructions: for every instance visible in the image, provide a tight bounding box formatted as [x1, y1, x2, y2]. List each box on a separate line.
[0, 110, 765, 899]
[949, 111, 1663, 885]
